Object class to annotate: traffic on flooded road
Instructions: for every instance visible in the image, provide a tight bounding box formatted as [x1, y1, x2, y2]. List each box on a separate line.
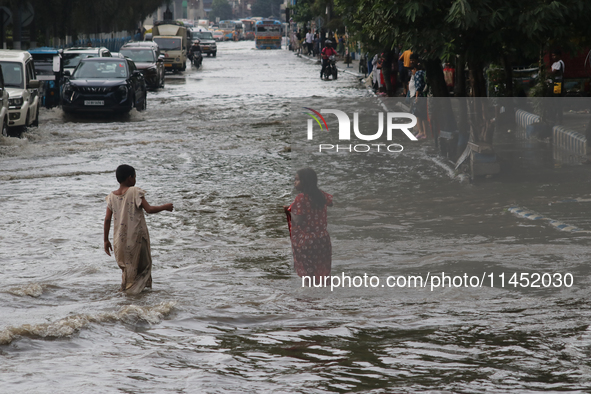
[1, 38, 591, 393]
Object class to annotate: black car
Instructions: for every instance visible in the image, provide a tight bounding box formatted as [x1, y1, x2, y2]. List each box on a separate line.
[61, 57, 147, 114]
[119, 41, 165, 90]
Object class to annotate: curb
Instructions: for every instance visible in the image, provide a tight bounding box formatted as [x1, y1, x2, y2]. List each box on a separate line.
[508, 206, 591, 234]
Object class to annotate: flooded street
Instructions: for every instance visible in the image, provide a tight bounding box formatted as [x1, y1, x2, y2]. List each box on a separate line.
[2, 40, 591, 393]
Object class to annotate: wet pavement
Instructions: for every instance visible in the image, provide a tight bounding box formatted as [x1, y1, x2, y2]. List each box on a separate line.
[1, 40, 591, 393]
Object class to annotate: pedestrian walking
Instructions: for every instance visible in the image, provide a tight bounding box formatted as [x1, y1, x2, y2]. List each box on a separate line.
[314, 33, 321, 57]
[103, 165, 174, 295]
[408, 55, 428, 139]
[399, 48, 413, 96]
[306, 30, 314, 55]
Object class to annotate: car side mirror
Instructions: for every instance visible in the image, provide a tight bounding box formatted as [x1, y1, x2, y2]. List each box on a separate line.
[64, 70, 71, 77]
[28, 80, 40, 89]
[53, 55, 61, 73]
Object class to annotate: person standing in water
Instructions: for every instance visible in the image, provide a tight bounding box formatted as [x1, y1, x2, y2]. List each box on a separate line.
[103, 165, 174, 295]
[284, 168, 333, 279]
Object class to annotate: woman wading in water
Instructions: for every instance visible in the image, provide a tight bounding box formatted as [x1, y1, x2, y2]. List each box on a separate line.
[284, 168, 333, 280]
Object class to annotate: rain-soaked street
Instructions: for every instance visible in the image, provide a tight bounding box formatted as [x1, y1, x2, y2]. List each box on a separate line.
[2, 40, 591, 393]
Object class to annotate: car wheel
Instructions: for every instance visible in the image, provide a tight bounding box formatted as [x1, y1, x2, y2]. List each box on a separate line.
[24, 110, 31, 130]
[213, 52, 217, 57]
[142, 91, 147, 111]
[137, 91, 147, 111]
[1, 117, 7, 137]
[31, 104, 40, 127]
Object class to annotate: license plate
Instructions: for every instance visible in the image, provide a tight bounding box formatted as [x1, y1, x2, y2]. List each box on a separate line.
[84, 100, 104, 106]
[165, 63, 172, 67]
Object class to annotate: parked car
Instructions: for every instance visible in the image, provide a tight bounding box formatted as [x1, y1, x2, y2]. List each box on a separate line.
[190, 30, 217, 57]
[62, 47, 112, 75]
[0, 62, 10, 136]
[0, 50, 40, 131]
[212, 30, 223, 42]
[119, 41, 165, 89]
[61, 57, 147, 114]
[28, 47, 63, 109]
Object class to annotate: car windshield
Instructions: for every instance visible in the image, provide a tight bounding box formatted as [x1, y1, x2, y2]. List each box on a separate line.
[0, 62, 24, 88]
[120, 49, 155, 62]
[153, 38, 181, 50]
[73, 60, 128, 79]
[31, 54, 58, 76]
[64, 52, 98, 68]
[192, 32, 213, 40]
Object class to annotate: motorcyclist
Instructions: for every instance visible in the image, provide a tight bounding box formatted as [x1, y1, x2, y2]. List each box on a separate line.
[189, 40, 202, 67]
[320, 40, 337, 78]
[189, 40, 201, 60]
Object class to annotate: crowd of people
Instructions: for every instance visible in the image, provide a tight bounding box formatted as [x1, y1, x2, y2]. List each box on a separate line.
[289, 28, 348, 59]
[365, 47, 455, 98]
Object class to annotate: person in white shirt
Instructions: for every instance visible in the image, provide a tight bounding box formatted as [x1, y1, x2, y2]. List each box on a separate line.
[306, 31, 314, 55]
[550, 50, 565, 124]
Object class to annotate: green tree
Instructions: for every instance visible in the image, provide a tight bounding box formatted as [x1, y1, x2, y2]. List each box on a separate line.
[209, 0, 233, 22]
[335, 0, 591, 144]
[251, 0, 283, 18]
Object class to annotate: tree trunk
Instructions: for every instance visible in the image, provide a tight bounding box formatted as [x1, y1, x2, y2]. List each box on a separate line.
[468, 60, 486, 98]
[381, 48, 394, 96]
[455, 54, 466, 97]
[456, 53, 469, 148]
[425, 59, 448, 98]
[501, 54, 513, 95]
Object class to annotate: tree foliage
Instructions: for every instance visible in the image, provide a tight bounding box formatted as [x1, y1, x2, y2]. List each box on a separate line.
[335, 0, 591, 96]
[251, 0, 284, 19]
[19, 0, 163, 40]
[209, 0, 233, 22]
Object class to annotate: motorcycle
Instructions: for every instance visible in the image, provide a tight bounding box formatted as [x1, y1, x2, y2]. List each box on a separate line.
[189, 50, 203, 68]
[322, 55, 338, 80]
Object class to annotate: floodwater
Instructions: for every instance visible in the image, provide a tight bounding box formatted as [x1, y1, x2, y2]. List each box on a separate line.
[1, 41, 591, 393]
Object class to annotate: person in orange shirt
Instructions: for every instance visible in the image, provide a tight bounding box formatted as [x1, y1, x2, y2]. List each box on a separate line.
[399, 49, 413, 96]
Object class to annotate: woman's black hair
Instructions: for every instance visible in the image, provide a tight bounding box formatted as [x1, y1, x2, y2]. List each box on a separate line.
[297, 168, 326, 209]
[116, 164, 135, 183]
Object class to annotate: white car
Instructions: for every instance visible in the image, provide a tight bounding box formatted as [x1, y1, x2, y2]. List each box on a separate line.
[0, 63, 8, 136]
[0, 50, 40, 131]
[63, 47, 112, 75]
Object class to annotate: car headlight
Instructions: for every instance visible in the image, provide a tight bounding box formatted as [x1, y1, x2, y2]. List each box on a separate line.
[9, 97, 24, 106]
[176, 57, 180, 62]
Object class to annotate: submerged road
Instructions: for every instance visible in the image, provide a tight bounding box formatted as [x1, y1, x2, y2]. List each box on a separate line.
[1, 40, 590, 392]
